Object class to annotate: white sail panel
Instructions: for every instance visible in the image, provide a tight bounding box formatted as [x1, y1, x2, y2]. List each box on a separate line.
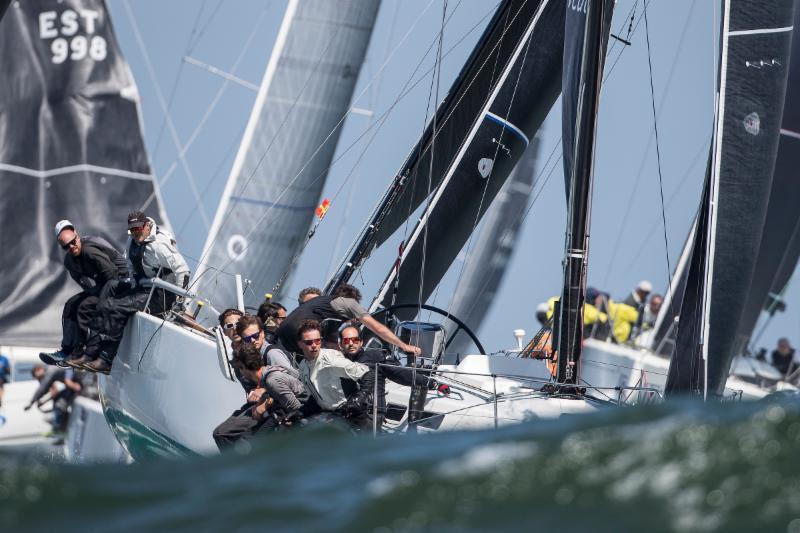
[195, 0, 380, 308]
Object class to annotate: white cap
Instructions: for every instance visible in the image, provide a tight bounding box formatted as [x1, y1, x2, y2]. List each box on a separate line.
[637, 280, 653, 293]
[536, 302, 549, 314]
[54, 219, 74, 237]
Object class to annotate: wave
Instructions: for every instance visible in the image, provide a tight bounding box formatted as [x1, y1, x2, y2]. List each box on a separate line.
[2, 394, 800, 531]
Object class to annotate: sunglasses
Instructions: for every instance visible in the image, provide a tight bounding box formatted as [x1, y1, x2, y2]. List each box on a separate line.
[302, 338, 322, 347]
[340, 337, 361, 345]
[223, 322, 239, 331]
[60, 236, 79, 250]
[242, 332, 261, 344]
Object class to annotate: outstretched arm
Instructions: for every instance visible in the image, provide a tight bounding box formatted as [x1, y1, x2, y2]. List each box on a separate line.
[359, 315, 422, 356]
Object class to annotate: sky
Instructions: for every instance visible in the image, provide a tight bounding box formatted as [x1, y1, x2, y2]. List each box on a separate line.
[108, 0, 799, 356]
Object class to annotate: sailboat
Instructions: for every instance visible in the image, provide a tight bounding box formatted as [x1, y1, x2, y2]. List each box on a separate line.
[97, 0, 384, 458]
[0, 0, 165, 458]
[581, 0, 799, 400]
[97, 0, 793, 458]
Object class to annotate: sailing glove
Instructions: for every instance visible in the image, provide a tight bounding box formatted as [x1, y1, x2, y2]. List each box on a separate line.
[428, 379, 451, 396]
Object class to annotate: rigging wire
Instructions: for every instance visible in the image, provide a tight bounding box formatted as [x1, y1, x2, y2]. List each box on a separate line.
[621, 134, 710, 276]
[442, 5, 538, 323]
[140, 3, 272, 215]
[204, 0, 500, 290]
[642, 2, 674, 317]
[150, 0, 209, 163]
[601, 0, 697, 287]
[191, 0, 446, 289]
[122, 0, 211, 230]
[417, 0, 449, 317]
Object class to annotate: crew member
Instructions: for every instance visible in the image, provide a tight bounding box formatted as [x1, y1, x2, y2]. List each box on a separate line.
[0, 353, 9, 407]
[42, 220, 127, 367]
[212, 314, 295, 449]
[297, 320, 369, 413]
[338, 326, 449, 428]
[277, 284, 421, 357]
[81, 211, 190, 373]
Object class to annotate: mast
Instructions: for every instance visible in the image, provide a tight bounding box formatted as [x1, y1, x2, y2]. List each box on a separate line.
[555, 0, 611, 385]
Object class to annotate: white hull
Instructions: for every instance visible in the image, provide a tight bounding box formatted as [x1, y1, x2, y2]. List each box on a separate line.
[0, 380, 51, 446]
[385, 354, 600, 432]
[99, 312, 243, 459]
[100, 314, 603, 457]
[579, 338, 795, 401]
[64, 397, 130, 464]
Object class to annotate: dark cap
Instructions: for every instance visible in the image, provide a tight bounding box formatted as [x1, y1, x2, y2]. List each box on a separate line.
[127, 211, 148, 229]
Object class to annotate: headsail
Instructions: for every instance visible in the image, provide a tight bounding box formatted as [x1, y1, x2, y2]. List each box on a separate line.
[734, 4, 800, 355]
[0, 0, 168, 347]
[447, 137, 539, 354]
[194, 0, 380, 308]
[666, 0, 794, 396]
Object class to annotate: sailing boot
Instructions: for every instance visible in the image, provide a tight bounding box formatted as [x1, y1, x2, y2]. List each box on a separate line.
[84, 355, 112, 375]
[39, 350, 69, 367]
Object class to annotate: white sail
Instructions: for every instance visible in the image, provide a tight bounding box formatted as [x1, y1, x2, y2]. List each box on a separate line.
[195, 0, 380, 308]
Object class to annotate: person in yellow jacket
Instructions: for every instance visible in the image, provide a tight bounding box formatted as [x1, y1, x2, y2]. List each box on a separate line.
[545, 288, 639, 345]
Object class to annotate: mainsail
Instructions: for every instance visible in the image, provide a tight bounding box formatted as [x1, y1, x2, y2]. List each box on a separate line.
[447, 137, 539, 354]
[734, 3, 800, 355]
[666, 0, 794, 396]
[328, 0, 566, 318]
[194, 0, 380, 308]
[0, 0, 168, 347]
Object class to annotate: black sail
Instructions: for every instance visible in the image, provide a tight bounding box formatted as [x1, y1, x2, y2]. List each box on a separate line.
[734, 4, 800, 354]
[561, 0, 614, 201]
[447, 137, 539, 354]
[326, 0, 564, 302]
[666, 0, 794, 396]
[368, 0, 566, 316]
[0, 0, 168, 346]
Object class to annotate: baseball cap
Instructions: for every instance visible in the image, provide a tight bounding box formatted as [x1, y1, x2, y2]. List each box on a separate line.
[637, 280, 653, 293]
[127, 211, 148, 229]
[54, 219, 74, 237]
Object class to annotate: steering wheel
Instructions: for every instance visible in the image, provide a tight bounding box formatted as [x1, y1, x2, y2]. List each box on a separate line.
[369, 303, 486, 355]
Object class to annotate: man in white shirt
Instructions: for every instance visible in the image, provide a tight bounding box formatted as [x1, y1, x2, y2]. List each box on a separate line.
[297, 320, 368, 412]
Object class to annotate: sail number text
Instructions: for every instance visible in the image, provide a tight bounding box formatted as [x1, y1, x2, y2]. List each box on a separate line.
[39, 10, 107, 64]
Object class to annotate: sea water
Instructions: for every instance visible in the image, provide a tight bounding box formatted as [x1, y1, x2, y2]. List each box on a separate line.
[2, 395, 800, 531]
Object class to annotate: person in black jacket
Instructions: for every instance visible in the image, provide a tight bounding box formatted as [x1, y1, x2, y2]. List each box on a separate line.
[276, 283, 421, 357]
[338, 326, 449, 429]
[41, 220, 127, 366]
